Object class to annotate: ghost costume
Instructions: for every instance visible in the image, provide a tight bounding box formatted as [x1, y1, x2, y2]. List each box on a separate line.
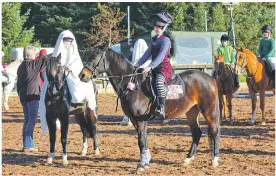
[132, 39, 152, 68]
[39, 30, 97, 135]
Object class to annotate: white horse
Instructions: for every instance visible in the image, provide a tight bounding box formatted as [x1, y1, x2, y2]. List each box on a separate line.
[2, 60, 22, 110]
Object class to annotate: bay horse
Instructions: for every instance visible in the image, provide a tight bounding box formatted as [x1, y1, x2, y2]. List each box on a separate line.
[2, 59, 22, 110]
[45, 54, 99, 166]
[236, 48, 275, 125]
[213, 53, 239, 122]
[79, 47, 220, 171]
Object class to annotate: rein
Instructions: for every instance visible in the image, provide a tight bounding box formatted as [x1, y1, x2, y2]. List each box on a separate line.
[84, 49, 150, 112]
[47, 60, 71, 102]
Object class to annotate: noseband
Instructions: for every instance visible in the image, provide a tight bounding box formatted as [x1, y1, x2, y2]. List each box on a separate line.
[84, 49, 106, 78]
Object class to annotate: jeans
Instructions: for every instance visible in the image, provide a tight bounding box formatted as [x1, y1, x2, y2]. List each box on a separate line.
[22, 100, 39, 149]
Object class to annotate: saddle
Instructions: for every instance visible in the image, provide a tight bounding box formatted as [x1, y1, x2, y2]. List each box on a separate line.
[62, 82, 87, 116]
[140, 71, 185, 116]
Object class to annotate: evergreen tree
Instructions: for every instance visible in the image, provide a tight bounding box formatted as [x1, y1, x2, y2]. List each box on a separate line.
[86, 3, 127, 47]
[2, 2, 39, 63]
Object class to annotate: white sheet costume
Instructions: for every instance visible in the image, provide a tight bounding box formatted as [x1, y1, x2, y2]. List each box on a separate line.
[131, 39, 152, 68]
[40, 30, 97, 135]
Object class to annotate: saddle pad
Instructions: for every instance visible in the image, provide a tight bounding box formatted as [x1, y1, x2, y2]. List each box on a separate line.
[166, 85, 184, 100]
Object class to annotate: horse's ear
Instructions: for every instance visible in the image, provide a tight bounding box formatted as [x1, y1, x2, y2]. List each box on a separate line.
[235, 46, 240, 51]
[102, 43, 109, 51]
[240, 47, 244, 52]
[57, 53, 61, 63]
[93, 42, 109, 51]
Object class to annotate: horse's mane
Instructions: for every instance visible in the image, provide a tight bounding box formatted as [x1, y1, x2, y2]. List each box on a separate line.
[240, 48, 257, 60]
[46, 58, 58, 76]
[106, 48, 134, 74]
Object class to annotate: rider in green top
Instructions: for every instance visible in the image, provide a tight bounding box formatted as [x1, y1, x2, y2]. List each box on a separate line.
[216, 35, 236, 65]
[258, 25, 275, 78]
[213, 34, 240, 88]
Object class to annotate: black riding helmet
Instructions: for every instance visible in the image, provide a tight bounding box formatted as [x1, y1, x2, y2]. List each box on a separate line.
[220, 34, 229, 41]
[261, 25, 273, 33]
[151, 11, 172, 27]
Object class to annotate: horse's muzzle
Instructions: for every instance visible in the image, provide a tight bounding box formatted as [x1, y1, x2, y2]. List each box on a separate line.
[79, 68, 92, 83]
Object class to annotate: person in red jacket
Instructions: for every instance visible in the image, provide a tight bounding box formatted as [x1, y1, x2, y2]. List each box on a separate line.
[37, 49, 47, 86]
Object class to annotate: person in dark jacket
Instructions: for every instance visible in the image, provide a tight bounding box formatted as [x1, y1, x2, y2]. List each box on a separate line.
[17, 45, 48, 152]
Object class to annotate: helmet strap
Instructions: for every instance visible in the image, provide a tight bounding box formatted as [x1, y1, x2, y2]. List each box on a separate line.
[157, 24, 169, 38]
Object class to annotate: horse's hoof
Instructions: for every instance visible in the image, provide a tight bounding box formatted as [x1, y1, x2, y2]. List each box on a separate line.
[47, 153, 54, 164]
[62, 160, 68, 166]
[47, 158, 53, 164]
[4, 105, 9, 111]
[94, 148, 100, 155]
[183, 156, 194, 165]
[212, 157, 219, 168]
[249, 120, 255, 125]
[261, 122, 266, 126]
[136, 165, 145, 172]
[62, 154, 68, 166]
[144, 163, 150, 169]
[127, 122, 132, 126]
[163, 120, 170, 124]
[80, 152, 87, 156]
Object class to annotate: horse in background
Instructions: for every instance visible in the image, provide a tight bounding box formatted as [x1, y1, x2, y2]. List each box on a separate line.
[213, 53, 239, 123]
[236, 48, 275, 125]
[45, 54, 99, 166]
[2, 59, 22, 110]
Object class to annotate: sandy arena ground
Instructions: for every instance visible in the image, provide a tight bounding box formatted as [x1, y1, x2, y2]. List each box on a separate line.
[2, 92, 275, 175]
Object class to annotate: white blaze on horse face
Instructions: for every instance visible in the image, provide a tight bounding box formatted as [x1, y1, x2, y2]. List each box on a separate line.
[52, 85, 58, 95]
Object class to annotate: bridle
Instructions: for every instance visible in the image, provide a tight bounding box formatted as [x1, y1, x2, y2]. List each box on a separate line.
[83, 49, 144, 79]
[83, 49, 106, 78]
[235, 51, 260, 93]
[235, 52, 259, 79]
[47, 60, 71, 99]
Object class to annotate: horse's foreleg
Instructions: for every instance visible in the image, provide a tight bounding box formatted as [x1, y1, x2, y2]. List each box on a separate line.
[91, 123, 99, 155]
[136, 120, 151, 172]
[85, 109, 99, 155]
[46, 114, 56, 164]
[249, 90, 257, 125]
[223, 95, 227, 121]
[226, 93, 233, 123]
[184, 105, 200, 165]
[80, 125, 88, 156]
[202, 100, 220, 168]
[3, 89, 9, 110]
[259, 90, 266, 125]
[218, 93, 224, 122]
[60, 115, 69, 166]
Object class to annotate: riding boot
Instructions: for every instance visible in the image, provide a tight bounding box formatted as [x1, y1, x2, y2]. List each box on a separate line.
[155, 97, 166, 119]
[233, 72, 240, 88]
[211, 69, 216, 78]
